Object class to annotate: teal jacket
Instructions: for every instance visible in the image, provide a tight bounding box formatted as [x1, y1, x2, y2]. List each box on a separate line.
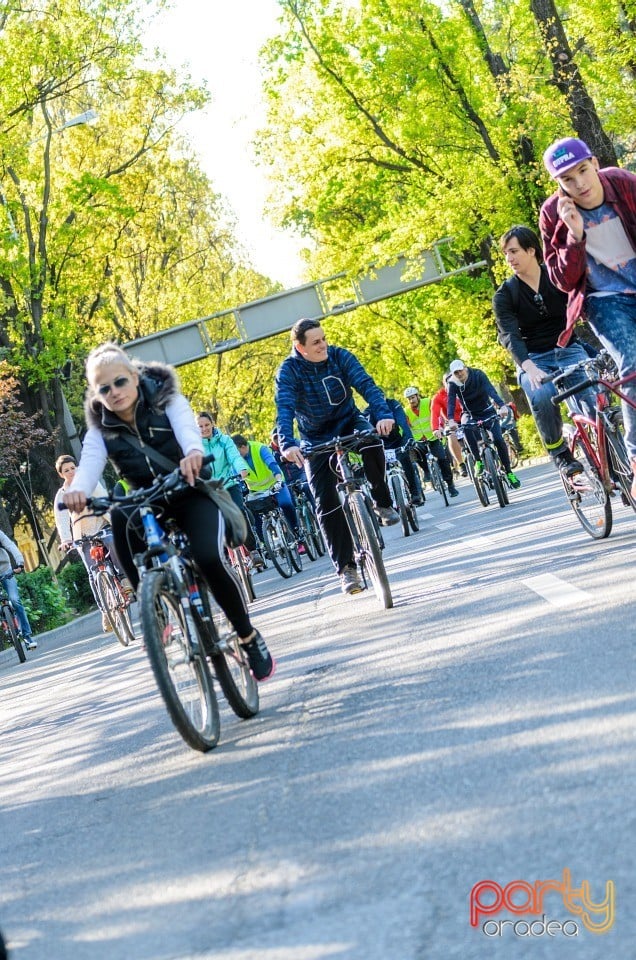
[201, 429, 249, 486]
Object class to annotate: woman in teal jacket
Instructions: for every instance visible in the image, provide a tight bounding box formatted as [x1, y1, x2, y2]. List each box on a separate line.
[197, 412, 249, 508]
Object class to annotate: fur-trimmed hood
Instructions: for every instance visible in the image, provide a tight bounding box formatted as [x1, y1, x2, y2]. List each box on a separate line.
[84, 360, 179, 431]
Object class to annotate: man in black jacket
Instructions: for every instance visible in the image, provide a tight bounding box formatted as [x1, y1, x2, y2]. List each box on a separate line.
[493, 225, 596, 478]
[446, 361, 521, 488]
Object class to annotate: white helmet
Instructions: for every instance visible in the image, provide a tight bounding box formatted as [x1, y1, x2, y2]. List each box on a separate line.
[403, 386, 419, 399]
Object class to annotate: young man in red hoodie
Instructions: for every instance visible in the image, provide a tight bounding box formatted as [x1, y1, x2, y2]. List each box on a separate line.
[539, 136, 636, 496]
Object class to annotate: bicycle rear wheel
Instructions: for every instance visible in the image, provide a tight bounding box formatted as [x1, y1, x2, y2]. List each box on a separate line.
[262, 517, 294, 578]
[2, 605, 25, 663]
[140, 568, 220, 752]
[605, 430, 636, 511]
[202, 587, 259, 719]
[95, 569, 134, 647]
[566, 437, 612, 539]
[390, 472, 410, 536]
[350, 492, 393, 609]
[484, 447, 507, 508]
[429, 459, 449, 506]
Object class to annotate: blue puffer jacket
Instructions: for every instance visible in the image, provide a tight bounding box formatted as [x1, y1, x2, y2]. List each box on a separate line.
[275, 345, 391, 449]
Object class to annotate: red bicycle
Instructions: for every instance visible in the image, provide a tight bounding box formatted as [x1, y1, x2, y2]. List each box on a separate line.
[550, 350, 636, 539]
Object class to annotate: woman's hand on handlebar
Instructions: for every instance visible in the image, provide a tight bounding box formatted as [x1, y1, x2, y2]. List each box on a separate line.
[180, 450, 203, 486]
[446, 420, 459, 432]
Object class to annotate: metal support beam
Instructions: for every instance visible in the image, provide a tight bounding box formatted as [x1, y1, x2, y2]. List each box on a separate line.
[123, 238, 486, 367]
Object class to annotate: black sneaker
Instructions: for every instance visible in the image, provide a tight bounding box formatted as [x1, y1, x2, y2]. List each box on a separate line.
[459, 463, 468, 478]
[554, 449, 584, 479]
[448, 484, 459, 498]
[242, 630, 276, 681]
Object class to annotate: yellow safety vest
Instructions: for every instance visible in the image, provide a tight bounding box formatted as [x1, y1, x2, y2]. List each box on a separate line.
[244, 441, 278, 492]
[405, 398, 434, 440]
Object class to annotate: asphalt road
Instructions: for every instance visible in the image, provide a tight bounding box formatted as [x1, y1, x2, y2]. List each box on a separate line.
[1, 461, 634, 960]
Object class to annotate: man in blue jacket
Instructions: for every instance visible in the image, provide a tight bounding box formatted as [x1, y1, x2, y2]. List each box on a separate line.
[446, 359, 521, 488]
[275, 318, 399, 595]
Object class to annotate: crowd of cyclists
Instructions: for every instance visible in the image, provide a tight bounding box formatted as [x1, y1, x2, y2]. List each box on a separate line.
[0, 135, 632, 684]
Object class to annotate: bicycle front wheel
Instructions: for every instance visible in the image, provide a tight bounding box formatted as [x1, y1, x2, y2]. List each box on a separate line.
[467, 454, 489, 507]
[350, 492, 393, 609]
[484, 448, 507, 508]
[202, 587, 259, 719]
[233, 548, 256, 602]
[505, 438, 519, 469]
[390, 472, 410, 537]
[429, 459, 449, 506]
[281, 515, 303, 572]
[2, 605, 25, 663]
[297, 502, 318, 561]
[95, 570, 134, 647]
[263, 517, 294, 578]
[566, 437, 612, 539]
[605, 429, 636, 511]
[140, 568, 220, 752]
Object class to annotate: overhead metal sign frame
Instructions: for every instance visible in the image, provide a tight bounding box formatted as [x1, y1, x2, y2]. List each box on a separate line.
[122, 237, 486, 367]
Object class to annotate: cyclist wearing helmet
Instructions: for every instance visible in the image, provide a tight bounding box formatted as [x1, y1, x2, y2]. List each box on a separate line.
[403, 386, 458, 497]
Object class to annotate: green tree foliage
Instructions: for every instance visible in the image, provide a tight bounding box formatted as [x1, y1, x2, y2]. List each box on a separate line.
[253, 0, 634, 416]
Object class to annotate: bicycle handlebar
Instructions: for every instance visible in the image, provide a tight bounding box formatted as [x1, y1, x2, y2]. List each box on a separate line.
[552, 376, 597, 405]
[59, 454, 216, 515]
[303, 429, 380, 458]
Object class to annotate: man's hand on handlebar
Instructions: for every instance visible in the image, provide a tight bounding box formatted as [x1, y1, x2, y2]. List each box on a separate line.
[63, 490, 87, 513]
[180, 450, 203, 487]
[375, 418, 395, 438]
[522, 359, 549, 390]
[283, 445, 305, 468]
[446, 420, 459, 432]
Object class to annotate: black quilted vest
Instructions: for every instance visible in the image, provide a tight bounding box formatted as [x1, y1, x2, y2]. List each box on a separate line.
[100, 375, 184, 487]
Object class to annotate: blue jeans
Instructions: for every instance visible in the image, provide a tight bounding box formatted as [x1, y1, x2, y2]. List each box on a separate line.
[250, 484, 298, 542]
[2, 574, 32, 639]
[586, 294, 636, 461]
[518, 343, 597, 455]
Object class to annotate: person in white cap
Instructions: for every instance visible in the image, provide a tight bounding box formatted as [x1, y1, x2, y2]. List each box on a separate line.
[446, 360, 521, 488]
[539, 136, 636, 498]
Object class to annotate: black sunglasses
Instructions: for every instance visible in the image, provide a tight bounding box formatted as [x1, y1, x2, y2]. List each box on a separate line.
[533, 293, 549, 318]
[97, 375, 131, 396]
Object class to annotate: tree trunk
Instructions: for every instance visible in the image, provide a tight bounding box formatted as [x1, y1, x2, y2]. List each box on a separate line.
[530, 0, 617, 167]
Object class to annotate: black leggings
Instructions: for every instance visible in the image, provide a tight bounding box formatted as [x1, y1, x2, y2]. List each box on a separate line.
[111, 489, 252, 638]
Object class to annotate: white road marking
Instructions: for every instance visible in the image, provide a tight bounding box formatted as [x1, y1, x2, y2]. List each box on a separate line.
[463, 536, 495, 549]
[435, 522, 455, 530]
[522, 573, 589, 607]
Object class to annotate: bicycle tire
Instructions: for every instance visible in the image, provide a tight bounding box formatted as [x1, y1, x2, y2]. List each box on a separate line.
[2, 604, 25, 663]
[467, 455, 489, 506]
[233, 548, 256, 602]
[140, 568, 220, 752]
[95, 569, 133, 647]
[297, 502, 317, 561]
[262, 517, 294, 578]
[605, 429, 636, 511]
[390, 472, 410, 537]
[484, 447, 507, 508]
[565, 436, 612, 539]
[429, 459, 449, 507]
[404, 475, 420, 532]
[505, 438, 519, 469]
[350, 492, 393, 609]
[202, 586, 259, 719]
[281, 515, 303, 572]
